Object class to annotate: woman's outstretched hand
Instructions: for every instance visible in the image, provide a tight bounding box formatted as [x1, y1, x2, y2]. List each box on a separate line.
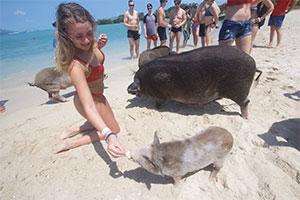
[106, 135, 126, 158]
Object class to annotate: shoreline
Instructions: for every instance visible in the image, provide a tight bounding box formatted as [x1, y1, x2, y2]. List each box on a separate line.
[0, 10, 300, 200]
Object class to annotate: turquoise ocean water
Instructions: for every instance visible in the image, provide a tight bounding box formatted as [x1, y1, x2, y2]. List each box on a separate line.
[0, 23, 141, 80]
[0, 22, 220, 81]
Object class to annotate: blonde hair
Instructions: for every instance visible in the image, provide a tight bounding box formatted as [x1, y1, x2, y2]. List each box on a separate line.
[55, 2, 96, 73]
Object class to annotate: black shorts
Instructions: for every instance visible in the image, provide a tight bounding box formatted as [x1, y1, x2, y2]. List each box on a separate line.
[157, 26, 167, 41]
[127, 30, 140, 40]
[199, 24, 205, 37]
[171, 26, 182, 33]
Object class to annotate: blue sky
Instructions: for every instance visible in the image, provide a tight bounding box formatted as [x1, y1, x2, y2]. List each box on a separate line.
[0, 0, 226, 32]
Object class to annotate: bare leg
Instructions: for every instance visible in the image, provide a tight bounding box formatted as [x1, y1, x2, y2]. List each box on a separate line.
[54, 95, 120, 153]
[128, 38, 134, 59]
[267, 26, 275, 48]
[235, 34, 252, 55]
[169, 32, 175, 51]
[250, 25, 259, 54]
[160, 39, 167, 46]
[183, 40, 187, 48]
[153, 39, 157, 48]
[201, 36, 206, 47]
[58, 121, 95, 140]
[193, 30, 199, 47]
[135, 39, 140, 58]
[206, 26, 215, 46]
[219, 40, 234, 47]
[275, 27, 282, 48]
[146, 39, 151, 50]
[175, 32, 181, 53]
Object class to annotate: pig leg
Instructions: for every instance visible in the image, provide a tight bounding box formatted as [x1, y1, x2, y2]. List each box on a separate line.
[173, 176, 182, 186]
[49, 91, 68, 102]
[209, 159, 224, 182]
[238, 98, 250, 119]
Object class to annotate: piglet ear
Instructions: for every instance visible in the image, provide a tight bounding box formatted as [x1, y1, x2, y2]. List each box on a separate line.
[153, 131, 160, 146]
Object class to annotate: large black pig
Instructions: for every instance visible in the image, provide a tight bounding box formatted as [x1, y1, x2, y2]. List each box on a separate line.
[127, 45, 260, 119]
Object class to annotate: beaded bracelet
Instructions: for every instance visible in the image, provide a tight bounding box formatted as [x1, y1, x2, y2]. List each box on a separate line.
[101, 127, 111, 136]
[105, 132, 117, 144]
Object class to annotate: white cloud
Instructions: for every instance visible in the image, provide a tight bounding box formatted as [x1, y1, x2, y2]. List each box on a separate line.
[14, 9, 26, 16]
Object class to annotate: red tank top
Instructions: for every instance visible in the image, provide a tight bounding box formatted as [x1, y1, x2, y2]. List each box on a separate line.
[272, 0, 292, 16]
[227, 0, 252, 7]
[75, 50, 105, 82]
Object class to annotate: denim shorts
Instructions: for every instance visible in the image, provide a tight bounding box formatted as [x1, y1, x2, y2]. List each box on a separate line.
[268, 15, 285, 28]
[218, 18, 252, 42]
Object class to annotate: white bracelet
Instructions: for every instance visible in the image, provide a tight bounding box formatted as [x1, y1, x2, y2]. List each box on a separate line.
[101, 127, 111, 136]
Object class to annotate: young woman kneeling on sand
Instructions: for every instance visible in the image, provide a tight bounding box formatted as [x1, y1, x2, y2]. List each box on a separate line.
[54, 2, 126, 157]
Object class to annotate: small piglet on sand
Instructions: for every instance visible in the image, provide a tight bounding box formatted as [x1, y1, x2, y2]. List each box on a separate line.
[128, 126, 233, 185]
[28, 67, 72, 102]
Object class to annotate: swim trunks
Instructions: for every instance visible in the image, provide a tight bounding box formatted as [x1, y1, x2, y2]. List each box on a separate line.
[127, 30, 140, 40]
[146, 35, 158, 41]
[218, 18, 252, 42]
[171, 26, 182, 33]
[157, 26, 167, 41]
[192, 24, 199, 32]
[268, 15, 285, 27]
[199, 24, 206, 37]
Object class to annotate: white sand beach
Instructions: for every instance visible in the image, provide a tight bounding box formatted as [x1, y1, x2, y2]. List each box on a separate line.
[0, 10, 299, 200]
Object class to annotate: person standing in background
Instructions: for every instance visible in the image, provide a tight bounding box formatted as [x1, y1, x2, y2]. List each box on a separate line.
[218, 0, 254, 55]
[143, 3, 158, 49]
[157, 0, 172, 46]
[204, 0, 220, 46]
[190, 4, 200, 48]
[123, 0, 142, 59]
[267, 0, 298, 48]
[182, 6, 191, 48]
[169, 0, 186, 53]
[250, 0, 274, 53]
[196, 0, 209, 47]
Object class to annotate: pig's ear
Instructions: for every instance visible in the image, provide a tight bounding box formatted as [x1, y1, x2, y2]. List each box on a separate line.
[153, 131, 160, 146]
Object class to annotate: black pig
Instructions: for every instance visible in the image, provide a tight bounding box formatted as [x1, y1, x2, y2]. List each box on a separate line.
[128, 45, 260, 118]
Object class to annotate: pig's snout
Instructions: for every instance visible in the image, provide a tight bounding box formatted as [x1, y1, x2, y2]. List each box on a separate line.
[127, 80, 141, 95]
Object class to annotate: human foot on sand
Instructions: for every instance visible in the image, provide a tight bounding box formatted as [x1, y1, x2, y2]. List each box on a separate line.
[266, 43, 273, 48]
[54, 139, 73, 154]
[57, 127, 80, 140]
